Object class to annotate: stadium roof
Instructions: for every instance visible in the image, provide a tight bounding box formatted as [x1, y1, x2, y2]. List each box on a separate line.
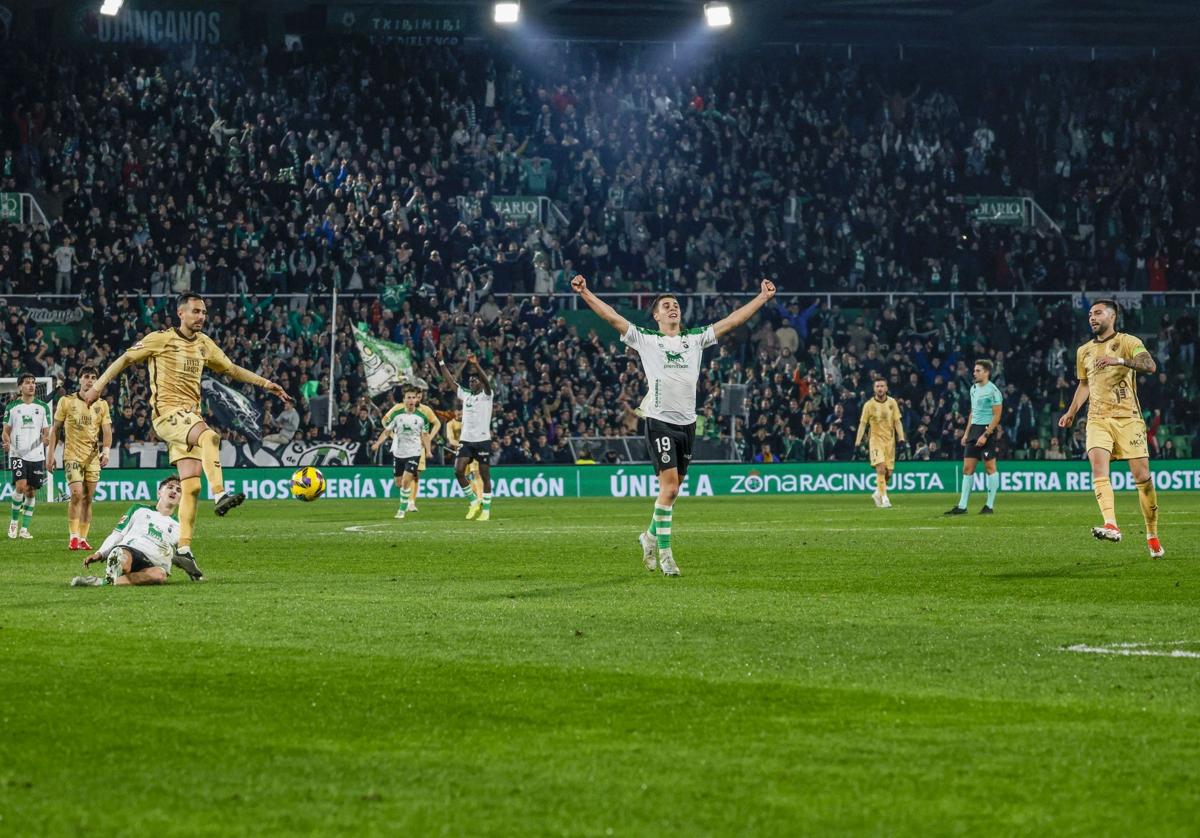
[483, 0, 1200, 45]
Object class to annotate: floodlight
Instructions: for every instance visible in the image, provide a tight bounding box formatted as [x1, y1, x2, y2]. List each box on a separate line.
[494, 2, 520, 25]
[99, 0, 123, 16]
[704, 2, 731, 27]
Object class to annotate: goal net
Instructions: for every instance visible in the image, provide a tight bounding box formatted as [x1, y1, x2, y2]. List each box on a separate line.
[0, 377, 56, 501]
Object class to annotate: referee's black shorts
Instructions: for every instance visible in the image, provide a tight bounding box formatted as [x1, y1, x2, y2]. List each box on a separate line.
[645, 418, 696, 477]
[964, 424, 999, 461]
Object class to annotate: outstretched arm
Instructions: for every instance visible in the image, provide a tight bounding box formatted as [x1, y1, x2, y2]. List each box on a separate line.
[713, 280, 777, 340]
[436, 353, 461, 391]
[48, 420, 64, 471]
[570, 274, 630, 335]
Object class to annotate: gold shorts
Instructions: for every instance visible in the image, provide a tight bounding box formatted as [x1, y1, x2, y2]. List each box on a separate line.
[152, 408, 206, 465]
[465, 460, 479, 479]
[64, 458, 102, 485]
[869, 443, 895, 470]
[1086, 416, 1148, 461]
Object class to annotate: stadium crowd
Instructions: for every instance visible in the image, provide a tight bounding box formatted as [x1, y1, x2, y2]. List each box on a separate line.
[1, 39, 1198, 464]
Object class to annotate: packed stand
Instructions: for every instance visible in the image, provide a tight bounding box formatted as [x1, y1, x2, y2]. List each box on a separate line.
[0, 40, 1198, 465]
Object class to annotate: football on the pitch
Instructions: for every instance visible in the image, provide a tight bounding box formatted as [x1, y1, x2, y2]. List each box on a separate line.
[290, 466, 327, 502]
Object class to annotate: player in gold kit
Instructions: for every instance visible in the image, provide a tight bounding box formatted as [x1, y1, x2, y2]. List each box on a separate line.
[48, 365, 112, 551]
[82, 293, 292, 578]
[855, 378, 906, 508]
[1058, 299, 1164, 558]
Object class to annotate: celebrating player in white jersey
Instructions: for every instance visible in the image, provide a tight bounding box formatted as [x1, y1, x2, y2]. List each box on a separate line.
[435, 351, 495, 521]
[371, 386, 434, 520]
[71, 475, 183, 587]
[3, 373, 51, 540]
[572, 274, 777, 576]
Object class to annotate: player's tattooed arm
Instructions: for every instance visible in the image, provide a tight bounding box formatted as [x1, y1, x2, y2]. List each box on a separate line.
[1126, 352, 1156, 374]
[1095, 352, 1155, 374]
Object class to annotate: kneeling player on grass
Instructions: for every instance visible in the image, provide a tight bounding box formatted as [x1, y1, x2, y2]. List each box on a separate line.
[945, 360, 1003, 516]
[571, 273, 777, 577]
[371, 386, 433, 520]
[71, 475, 184, 587]
[435, 351, 495, 521]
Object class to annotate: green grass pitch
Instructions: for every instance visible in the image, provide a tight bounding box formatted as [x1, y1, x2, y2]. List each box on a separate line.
[1, 492, 1198, 835]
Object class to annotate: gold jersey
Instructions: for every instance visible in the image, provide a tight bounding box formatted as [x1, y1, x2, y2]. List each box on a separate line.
[415, 403, 441, 441]
[445, 418, 463, 447]
[96, 328, 262, 420]
[855, 396, 904, 447]
[54, 393, 111, 463]
[1076, 333, 1148, 420]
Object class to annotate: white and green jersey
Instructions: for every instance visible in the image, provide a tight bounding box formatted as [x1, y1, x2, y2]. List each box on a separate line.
[3, 398, 51, 462]
[98, 504, 180, 574]
[621, 324, 717, 425]
[382, 405, 432, 458]
[457, 386, 494, 443]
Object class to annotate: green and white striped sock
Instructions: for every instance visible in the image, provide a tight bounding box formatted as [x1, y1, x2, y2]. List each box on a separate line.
[10, 493, 25, 524]
[21, 495, 36, 529]
[647, 508, 658, 537]
[653, 504, 673, 551]
[399, 487, 411, 511]
[464, 484, 478, 503]
[482, 493, 492, 512]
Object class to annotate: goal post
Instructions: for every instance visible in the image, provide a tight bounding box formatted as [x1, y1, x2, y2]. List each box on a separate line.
[0, 377, 56, 501]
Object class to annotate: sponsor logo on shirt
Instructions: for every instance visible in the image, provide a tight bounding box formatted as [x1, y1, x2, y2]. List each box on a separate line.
[664, 350, 688, 369]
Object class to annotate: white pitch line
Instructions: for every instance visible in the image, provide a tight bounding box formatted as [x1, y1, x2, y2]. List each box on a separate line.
[1064, 642, 1200, 659]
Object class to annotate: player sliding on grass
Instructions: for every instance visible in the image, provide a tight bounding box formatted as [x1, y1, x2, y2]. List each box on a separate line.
[572, 273, 776, 577]
[435, 351, 494, 521]
[71, 475, 183, 587]
[82, 293, 292, 581]
[371, 386, 434, 520]
[1059, 299, 1164, 558]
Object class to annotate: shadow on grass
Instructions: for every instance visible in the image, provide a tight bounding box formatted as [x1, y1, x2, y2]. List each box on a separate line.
[986, 560, 1140, 580]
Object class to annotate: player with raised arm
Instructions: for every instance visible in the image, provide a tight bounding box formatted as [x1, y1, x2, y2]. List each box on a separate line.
[1058, 300, 1164, 558]
[370, 386, 434, 519]
[3, 373, 50, 539]
[48, 365, 113, 550]
[945, 360, 1003, 515]
[435, 351, 494, 521]
[855, 377, 905, 509]
[445, 407, 485, 501]
[572, 273, 777, 577]
[81, 293, 292, 579]
[71, 475, 183, 587]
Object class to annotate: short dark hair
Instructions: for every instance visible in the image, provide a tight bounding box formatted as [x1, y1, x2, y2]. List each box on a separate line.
[158, 475, 181, 490]
[17, 372, 35, 384]
[975, 359, 993, 373]
[648, 293, 679, 315]
[80, 365, 99, 377]
[1092, 298, 1120, 316]
[176, 292, 205, 310]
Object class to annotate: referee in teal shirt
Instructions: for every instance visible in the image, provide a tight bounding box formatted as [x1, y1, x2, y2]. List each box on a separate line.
[946, 360, 1004, 515]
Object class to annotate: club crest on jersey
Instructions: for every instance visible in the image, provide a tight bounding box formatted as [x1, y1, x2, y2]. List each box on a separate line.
[664, 350, 688, 369]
